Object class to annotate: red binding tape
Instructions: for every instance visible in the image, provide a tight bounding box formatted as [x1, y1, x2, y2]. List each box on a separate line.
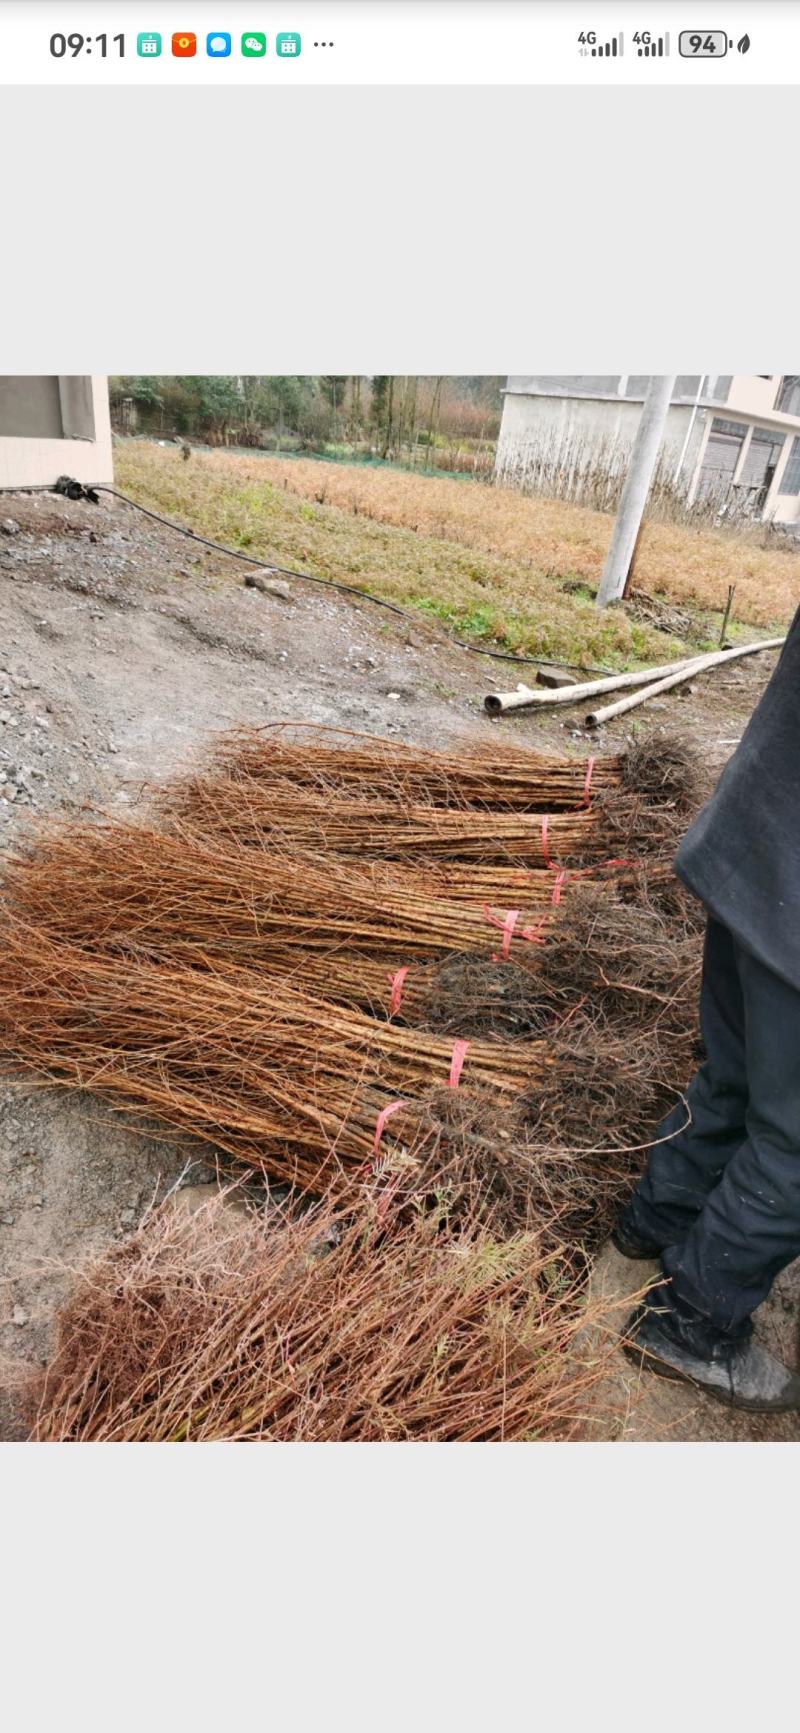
[448, 1039, 470, 1089]
[484, 904, 546, 956]
[551, 869, 567, 907]
[583, 756, 596, 807]
[494, 907, 519, 959]
[373, 1099, 406, 1157]
[540, 814, 555, 868]
[389, 966, 409, 1017]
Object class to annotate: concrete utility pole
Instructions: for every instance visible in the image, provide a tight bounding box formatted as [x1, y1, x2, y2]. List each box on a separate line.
[595, 375, 676, 608]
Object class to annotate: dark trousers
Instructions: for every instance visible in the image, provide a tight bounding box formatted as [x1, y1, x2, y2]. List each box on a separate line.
[622, 916, 800, 1341]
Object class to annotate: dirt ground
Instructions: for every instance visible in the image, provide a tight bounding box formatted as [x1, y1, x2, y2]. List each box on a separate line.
[0, 487, 794, 1441]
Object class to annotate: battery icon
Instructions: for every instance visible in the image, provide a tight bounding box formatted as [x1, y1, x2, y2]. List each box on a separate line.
[679, 30, 729, 58]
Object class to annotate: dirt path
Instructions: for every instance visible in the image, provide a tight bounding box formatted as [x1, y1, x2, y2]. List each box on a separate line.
[0, 489, 792, 1440]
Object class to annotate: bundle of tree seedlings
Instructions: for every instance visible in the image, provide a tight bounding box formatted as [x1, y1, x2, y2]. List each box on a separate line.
[0, 904, 691, 1247]
[0, 820, 564, 966]
[159, 771, 681, 866]
[0, 728, 704, 1255]
[0, 822, 698, 1037]
[25, 1190, 624, 1443]
[147, 719, 700, 871]
[1, 727, 708, 1444]
[208, 725, 700, 816]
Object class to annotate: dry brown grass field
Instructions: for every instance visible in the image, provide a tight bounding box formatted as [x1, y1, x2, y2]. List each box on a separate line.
[116, 442, 800, 669]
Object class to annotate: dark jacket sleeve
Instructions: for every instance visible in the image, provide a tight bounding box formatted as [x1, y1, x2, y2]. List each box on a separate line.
[676, 605, 800, 989]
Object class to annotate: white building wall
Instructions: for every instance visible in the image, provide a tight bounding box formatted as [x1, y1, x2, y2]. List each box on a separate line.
[725, 376, 782, 415]
[495, 391, 702, 489]
[0, 376, 113, 489]
[496, 377, 800, 527]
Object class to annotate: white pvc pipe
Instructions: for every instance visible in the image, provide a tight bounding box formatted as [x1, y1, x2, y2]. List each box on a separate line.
[484, 653, 704, 716]
[585, 636, 785, 728]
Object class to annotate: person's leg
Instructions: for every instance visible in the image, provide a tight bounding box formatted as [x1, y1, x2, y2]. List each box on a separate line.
[619, 916, 748, 1250]
[664, 936, 800, 1336]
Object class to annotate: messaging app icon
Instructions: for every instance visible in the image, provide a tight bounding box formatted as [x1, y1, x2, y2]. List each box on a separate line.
[242, 32, 267, 57]
[206, 32, 232, 58]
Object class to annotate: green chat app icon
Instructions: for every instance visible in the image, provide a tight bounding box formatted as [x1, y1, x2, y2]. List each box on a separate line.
[242, 32, 267, 57]
[137, 31, 162, 57]
[276, 32, 301, 57]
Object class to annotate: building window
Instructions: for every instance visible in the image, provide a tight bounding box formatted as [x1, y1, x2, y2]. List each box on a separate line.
[0, 377, 63, 438]
[780, 436, 800, 496]
[777, 376, 800, 417]
[708, 418, 746, 439]
[739, 426, 787, 503]
[0, 376, 96, 442]
[696, 418, 746, 501]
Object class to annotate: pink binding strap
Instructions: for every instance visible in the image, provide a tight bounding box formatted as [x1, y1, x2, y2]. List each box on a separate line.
[496, 908, 519, 958]
[483, 904, 546, 957]
[388, 966, 409, 1017]
[540, 814, 555, 868]
[583, 756, 596, 807]
[551, 869, 567, 907]
[373, 1099, 406, 1158]
[448, 1039, 470, 1089]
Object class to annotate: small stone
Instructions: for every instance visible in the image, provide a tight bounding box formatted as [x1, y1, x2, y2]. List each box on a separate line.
[536, 669, 578, 690]
[107, 741, 119, 754]
[0, 1212, 14, 1226]
[387, 692, 401, 702]
[67, 771, 80, 785]
[244, 572, 292, 600]
[1, 519, 20, 536]
[12, 1306, 28, 1326]
[166, 1182, 248, 1220]
[120, 1208, 136, 1226]
[0, 712, 10, 726]
[33, 717, 50, 731]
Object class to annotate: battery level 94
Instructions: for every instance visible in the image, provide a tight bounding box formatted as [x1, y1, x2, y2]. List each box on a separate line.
[678, 31, 729, 57]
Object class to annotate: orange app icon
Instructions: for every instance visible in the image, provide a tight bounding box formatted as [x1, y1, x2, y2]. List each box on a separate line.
[172, 31, 197, 57]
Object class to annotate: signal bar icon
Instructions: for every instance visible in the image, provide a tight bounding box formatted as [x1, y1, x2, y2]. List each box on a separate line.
[637, 33, 670, 57]
[589, 33, 623, 57]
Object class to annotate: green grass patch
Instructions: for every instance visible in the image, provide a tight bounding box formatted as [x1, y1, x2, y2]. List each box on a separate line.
[116, 442, 701, 672]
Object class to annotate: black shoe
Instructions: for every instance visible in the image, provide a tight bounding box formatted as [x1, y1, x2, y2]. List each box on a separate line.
[623, 1302, 800, 1413]
[610, 1223, 662, 1261]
